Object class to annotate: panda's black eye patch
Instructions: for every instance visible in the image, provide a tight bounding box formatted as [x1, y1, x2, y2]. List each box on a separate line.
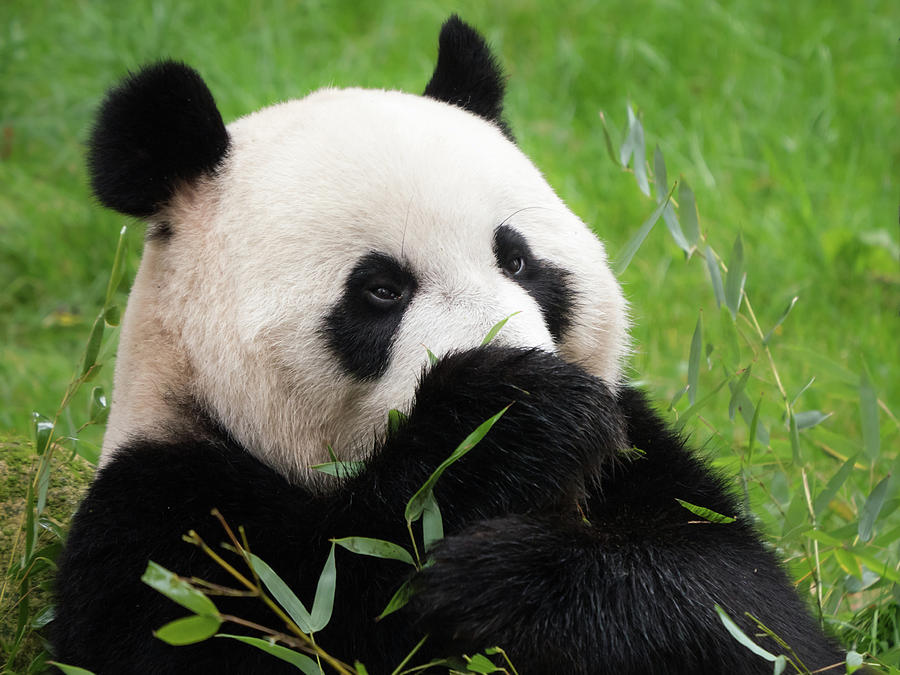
[323, 252, 417, 381]
[492, 225, 575, 344]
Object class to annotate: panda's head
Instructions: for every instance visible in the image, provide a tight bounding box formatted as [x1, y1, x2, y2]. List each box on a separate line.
[95, 16, 629, 482]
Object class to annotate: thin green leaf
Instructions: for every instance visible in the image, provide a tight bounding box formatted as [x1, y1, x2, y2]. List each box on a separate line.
[426, 348, 438, 366]
[813, 454, 857, 518]
[70, 437, 101, 465]
[141, 561, 219, 617]
[850, 549, 900, 583]
[355, 662, 370, 675]
[845, 650, 864, 673]
[81, 314, 105, 376]
[790, 377, 816, 408]
[746, 396, 763, 462]
[422, 493, 444, 552]
[668, 384, 689, 411]
[705, 247, 725, 309]
[674, 375, 731, 432]
[47, 663, 97, 675]
[675, 499, 735, 524]
[466, 653, 501, 673]
[377, 578, 415, 620]
[89, 386, 109, 424]
[732, 385, 768, 447]
[718, 306, 741, 368]
[332, 537, 415, 567]
[246, 552, 313, 633]
[154, 614, 221, 646]
[679, 181, 700, 248]
[663, 202, 689, 254]
[104, 225, 128, 307]
[803, 529, 843, 547]
[104, 304, 121, 327]
[32, 411, 53, 455]
[482, 312, 520, 346]
[714, 605, 779, 662]
[619, 105, 638, 166]
[614, 188, 673, 276]
[309, 543, 336, 632]
[789, 413, 802, 466]
[762, 296, 798, 345]
[388, 408, 408, 435]
[859, 475, 892, 542]
[724, 234, 745, 320]
[834, 548, 863, 578]
[654, 145, 668, 201]
[597, 111, 621, 167]
[631, 116, 650, 196]
[217, 635, 322, 673]
[687, 313, 702, 406]
[793, 410, 831, 430]
[772, 655, 787, 675]
[405, 406, 509, 523]
[728, 366, 752, 421]
[311, 460, 364, 479]
[859, 368, 880, 461]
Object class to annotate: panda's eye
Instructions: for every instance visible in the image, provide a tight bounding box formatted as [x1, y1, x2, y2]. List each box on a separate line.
[502, 255, 526, 277]
[365, 284, 403, 309]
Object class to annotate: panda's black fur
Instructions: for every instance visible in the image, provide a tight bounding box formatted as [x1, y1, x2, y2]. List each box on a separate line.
[53, 16, 845, 675]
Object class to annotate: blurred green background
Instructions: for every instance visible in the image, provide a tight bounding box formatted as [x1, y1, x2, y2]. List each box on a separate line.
[1, 0, 897, 439]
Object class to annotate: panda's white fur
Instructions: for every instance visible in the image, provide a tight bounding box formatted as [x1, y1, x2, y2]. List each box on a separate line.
[103, 87, 629, 482]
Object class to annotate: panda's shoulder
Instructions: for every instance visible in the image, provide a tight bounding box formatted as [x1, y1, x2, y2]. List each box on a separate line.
[79, 437, 305, 530]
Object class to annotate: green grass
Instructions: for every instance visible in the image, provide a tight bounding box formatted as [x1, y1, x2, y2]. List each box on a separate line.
[1, 0, 898, 672]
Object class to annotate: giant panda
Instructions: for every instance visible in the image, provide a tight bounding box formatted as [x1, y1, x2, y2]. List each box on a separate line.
[53, 16, 844, 675]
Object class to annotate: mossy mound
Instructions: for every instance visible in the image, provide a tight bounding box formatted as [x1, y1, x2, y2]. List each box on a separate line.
[1, 436, 95, 673]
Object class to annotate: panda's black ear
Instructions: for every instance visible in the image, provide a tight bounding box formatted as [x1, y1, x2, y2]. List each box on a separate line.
[88, 61, 230, 218]
[423, 15, 513, 140]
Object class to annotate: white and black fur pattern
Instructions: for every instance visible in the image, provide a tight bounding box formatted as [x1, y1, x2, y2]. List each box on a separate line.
[54, 16, 845, 674]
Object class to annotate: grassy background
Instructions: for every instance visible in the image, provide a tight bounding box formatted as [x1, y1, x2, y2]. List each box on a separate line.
[1, 0, 898, 671]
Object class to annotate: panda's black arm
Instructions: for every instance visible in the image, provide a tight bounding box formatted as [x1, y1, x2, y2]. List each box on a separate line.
[52, 348, 626, 672]
[410, 388, 845, 674]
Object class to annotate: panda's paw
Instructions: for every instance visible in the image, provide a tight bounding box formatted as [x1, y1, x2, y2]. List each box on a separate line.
[387, 346, 627, 519]
[409, 514, 588, 669]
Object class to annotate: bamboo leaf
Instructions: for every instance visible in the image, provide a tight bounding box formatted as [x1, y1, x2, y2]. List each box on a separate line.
[675, 499, 735, 523]
[141, 561, 219, 617]
[619, 105, 638, 166]
[631, 116, 650, 196]
[388, 408, 408, 435]
[858, 475, 892, 542]
[598, 111, 621, 167]
[154, 615, 221, 646]
[405, 406, 509, 523]
[481, 312, 520, 346]
[47, 664, 97, 675]
[80, 314, 105, 377]
[762, 296, 798, 345]
[422, 493, 444, 553]
[311, 460, 364, 479]
[728, 366, 753, 421]
[705, 247, 725, 308]
[246, 552, 313, 633]
[654, 145, 668, 200]
[793, 410, 831, 430]
[332, 537, 415, 567]
[104, 225, 128, 307]
[813, 454, 857, 518]
[715, 605, 779, 662]
[309, 543, 336, 632]
[724, 234, 745, 319]
[377, 578, 415, 620]
[859, 368, 880, 461]
[614, 189, 673, 275]
[687, 313, 702, 405]
[217, 635, 322, 673]
[679, 181, 700, 247]
[789, 413, 802, 466]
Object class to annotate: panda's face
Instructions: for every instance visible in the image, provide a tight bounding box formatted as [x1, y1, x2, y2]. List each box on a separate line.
[94, 21, 628, 482]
